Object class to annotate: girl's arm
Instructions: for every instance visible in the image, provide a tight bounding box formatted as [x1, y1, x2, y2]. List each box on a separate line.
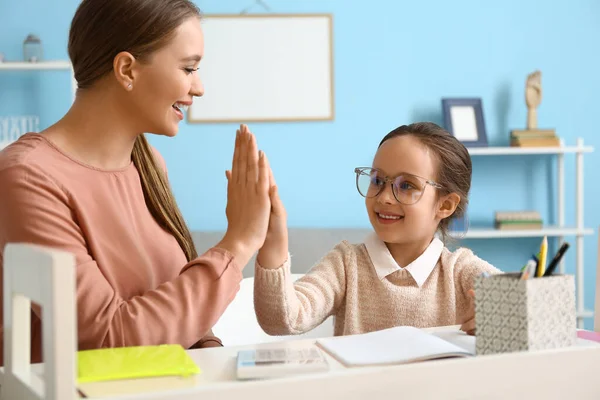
[254, 243, 350, 335]
[453, 248, 502, 334]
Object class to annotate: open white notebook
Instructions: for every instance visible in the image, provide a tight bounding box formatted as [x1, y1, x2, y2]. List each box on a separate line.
[316, 326, 473, 367]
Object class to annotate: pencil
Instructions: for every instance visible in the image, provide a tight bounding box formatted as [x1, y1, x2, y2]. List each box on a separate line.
[537, 236, 548, 277]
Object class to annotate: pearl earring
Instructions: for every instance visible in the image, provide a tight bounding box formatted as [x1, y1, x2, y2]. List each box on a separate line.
[127, 83, 132, 90]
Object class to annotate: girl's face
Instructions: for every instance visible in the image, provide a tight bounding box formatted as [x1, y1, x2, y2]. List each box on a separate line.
[364, 135, 455, 246]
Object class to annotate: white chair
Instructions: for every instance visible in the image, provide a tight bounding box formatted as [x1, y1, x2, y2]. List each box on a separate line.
[2, 243, 78, 400]
[595, 232, 600, 332]
[213, 274, 334, 346]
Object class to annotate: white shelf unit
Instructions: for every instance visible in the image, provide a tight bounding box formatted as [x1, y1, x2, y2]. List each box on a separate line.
[0, 61, 75, 95]
[449, 140, 594, 327]
[0, 60, 72, 70]
[0, 61, 75, 149]
[455, 226, 593, 239]
[467, 145, 594, 156]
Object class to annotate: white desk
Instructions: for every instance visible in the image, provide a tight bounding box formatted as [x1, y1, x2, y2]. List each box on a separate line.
[4, 326, 600, 399]
[78, 326, 600, 400]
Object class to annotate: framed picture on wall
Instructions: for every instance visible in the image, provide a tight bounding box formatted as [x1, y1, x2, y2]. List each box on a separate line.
[441, 98, 488, 147]
[189, 14, 334, 123]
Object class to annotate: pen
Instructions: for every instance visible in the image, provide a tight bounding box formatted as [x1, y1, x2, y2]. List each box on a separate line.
[537, 236, 548, 277]
[543, 242, 570, 277]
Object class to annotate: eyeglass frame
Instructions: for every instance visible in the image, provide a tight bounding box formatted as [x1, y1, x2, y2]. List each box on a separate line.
[354, 167, 443, 205]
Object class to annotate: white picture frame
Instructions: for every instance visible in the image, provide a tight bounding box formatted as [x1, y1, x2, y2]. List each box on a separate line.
[189, 14, 334, 123]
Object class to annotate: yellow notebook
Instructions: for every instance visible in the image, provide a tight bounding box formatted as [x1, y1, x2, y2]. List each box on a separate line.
[77, 344, 201, 384]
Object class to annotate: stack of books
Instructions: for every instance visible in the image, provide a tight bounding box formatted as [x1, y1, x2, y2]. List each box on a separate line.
[494, 211, 542, 230]
[510, 129, 560, 147]
[77, 344, 200, 397]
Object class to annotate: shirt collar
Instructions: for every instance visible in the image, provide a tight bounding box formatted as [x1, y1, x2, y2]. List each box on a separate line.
[364, 232, 444, 287]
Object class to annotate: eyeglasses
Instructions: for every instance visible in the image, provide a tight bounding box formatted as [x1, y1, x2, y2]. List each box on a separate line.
[354, 167, 443, 205]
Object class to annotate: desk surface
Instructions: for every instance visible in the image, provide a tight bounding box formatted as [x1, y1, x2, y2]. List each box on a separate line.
[76, 326, 600, 399]
[4, 326, 600, 399]
[79, 325, 467, 396]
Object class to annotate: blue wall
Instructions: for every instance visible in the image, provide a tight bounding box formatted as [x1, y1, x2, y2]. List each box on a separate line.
[1, 0, 599, 328]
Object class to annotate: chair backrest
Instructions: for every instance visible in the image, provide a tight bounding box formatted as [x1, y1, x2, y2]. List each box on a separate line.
[595, 233, 600, 332]
[192, 228, 372, 279]
[212, 274, 334, 346]
[2, 243, 78, 400]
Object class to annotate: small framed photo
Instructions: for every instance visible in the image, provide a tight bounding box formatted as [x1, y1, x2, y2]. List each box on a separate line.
[441, 98, 488, 147]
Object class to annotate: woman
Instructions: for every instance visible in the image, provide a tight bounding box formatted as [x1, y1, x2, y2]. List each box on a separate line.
[0, 0, 272, 362]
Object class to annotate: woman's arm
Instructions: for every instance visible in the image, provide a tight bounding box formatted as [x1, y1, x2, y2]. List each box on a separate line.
[0, 126, 271, 350]
[191, 329, 223, 348]
[0, 163, 242, 350]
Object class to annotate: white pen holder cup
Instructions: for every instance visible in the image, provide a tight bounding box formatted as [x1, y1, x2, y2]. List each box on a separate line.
[474, 273, 576, 355]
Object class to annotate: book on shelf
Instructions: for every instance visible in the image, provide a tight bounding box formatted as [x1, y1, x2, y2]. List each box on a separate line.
[511, 136, 561, 147]
[511, 129, 556, 138]
[510, 129, 560, 147]
[496, 222, 543, 230]
[494, 211, 543, 230]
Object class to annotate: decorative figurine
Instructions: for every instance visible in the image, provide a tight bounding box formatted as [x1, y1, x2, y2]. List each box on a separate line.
[510, 70, 558, 147]
[525, 70, 542, 130]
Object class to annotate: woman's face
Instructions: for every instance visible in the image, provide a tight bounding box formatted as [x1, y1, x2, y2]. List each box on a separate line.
[127, 17, 205, 137]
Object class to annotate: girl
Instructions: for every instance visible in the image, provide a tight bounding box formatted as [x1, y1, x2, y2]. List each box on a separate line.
[0, 0, 272, 363]
[253, 122, 500, 337]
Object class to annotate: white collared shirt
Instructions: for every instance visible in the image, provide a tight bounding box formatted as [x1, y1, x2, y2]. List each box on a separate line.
[363, 232, 444, 287]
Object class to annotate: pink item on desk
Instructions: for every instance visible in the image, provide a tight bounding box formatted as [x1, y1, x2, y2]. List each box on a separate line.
[577, 330, 600, 343]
